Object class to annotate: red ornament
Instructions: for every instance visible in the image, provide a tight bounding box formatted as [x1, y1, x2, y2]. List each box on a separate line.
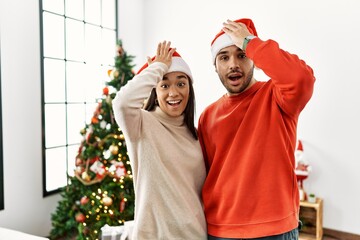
[80, 196, 89, 205]
[75, 212, 86, 223]
[91, 117, 99, 124]
[103, 87, 109, 96]
[120, 198, 125, 213]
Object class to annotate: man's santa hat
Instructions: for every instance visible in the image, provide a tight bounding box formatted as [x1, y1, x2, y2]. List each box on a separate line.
[137, 49, 193, 82]
[211, 18, 258, 63]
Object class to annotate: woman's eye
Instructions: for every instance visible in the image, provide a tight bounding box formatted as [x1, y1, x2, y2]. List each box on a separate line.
[161, 84, 168, 88]
[178, 82, 185, 87]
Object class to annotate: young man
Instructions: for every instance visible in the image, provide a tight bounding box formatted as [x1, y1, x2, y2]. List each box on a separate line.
[198, 18, 315, 240]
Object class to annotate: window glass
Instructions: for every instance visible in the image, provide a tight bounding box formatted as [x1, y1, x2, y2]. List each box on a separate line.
[45, 147, 67, 192]
[43, 0, 64, 14]
[43, 13, 64, 59]
[85, 0, 101, 25]
[66, 19, 85, 62]
[67, 104, 86, 145]
[102, 0, 116, 29]
[65, 0, 83, 20]
[44, 58, 65, 103]
[66, 61, 86, 102]
[45, 104, 67, 148]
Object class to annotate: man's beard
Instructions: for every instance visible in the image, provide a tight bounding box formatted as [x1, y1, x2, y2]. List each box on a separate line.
[220, 65, 254, 95]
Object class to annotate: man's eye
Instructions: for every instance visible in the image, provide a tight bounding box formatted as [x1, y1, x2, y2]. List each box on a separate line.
[220, 56, 228, 61]
[239, 54, 246, 59]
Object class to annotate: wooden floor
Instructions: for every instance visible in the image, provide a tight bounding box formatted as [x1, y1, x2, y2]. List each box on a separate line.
[323, 236, 339, 240]
[300, 233, 340, 240]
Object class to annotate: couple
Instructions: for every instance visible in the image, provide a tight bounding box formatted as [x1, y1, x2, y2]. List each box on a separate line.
[112, 18, 315, 240]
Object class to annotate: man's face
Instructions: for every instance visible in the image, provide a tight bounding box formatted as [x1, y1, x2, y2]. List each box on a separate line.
[215, 45, 255, 95]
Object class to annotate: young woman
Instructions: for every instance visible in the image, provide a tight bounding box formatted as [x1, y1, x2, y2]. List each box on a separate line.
[112, 41, 207, 239]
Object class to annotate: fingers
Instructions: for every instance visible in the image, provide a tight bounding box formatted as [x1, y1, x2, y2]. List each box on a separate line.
[223, 19, 245, 32]
[157, 41, 172, 57]
[221, 19, 250, 49]
[153, 40, 176, 68]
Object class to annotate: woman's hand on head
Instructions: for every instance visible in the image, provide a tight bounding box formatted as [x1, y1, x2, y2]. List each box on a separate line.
[147, 41, 176, 68]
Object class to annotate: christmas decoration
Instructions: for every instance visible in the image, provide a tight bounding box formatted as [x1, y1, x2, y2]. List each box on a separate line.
[80, 196, 89, 205]
[75, 213, 86, 223]
[50, 40, 135, 240]
[295, 139, 312, 201]
[102, 196, 113, 206]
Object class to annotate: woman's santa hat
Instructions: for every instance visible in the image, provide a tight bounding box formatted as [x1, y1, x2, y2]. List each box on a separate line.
[137, 49, 193, 82]
[211, 18, 258, 63]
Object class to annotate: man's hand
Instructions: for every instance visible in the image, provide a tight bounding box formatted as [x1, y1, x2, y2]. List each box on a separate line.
[147, 41, 176, 68]
[222, 20, 253, 49]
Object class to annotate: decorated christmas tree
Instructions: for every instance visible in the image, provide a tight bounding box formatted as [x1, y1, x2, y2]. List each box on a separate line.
[50, 40, 135, 240]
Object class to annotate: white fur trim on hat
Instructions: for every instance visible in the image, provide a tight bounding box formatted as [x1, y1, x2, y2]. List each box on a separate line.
[211, 33, 234, 63]
[167, 57, 193, 82]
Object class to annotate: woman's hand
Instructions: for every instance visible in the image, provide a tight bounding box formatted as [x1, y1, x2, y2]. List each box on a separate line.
[147, 41, 176, 68]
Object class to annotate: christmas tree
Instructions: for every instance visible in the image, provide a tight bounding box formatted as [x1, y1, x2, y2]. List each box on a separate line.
[50, 40, 135, 240]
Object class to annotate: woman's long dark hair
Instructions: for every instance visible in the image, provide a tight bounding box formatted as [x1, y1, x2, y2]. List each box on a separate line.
[143, 76, 198, 140]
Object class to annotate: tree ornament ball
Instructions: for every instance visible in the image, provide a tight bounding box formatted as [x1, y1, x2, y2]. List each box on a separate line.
[75, 212, 86, 223]
[82, 172, 90, 181]
[82, 226, 90, 235]
[102, 196, 113, 206]
[103, 87, 109, 96]
[80, 196, 89, 205]
[80, 128, 86, 135]
[109, 145, 119, 155]
[113, 70, 120, 78]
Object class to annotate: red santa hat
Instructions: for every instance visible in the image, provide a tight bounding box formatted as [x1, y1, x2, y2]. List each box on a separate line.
[137, 49, 193, 82]
[211, 18, 258, 63]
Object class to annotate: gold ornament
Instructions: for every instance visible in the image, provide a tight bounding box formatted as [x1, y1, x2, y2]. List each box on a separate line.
[102, 196, 113, 206]
[113, 70, 119, 78]
[82, 172, 90, 181]
[109, 145, 119, 155]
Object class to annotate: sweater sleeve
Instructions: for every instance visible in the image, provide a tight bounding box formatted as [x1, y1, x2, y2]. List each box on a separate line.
[112, 62, 168, 141]
[246, 38, 315, 117]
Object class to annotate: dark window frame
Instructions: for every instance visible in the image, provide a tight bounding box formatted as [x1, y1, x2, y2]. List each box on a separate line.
[39, 0, 119, 197]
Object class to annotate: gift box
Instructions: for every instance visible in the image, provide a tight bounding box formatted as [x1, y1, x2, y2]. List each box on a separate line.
[101, 224, 124, 240]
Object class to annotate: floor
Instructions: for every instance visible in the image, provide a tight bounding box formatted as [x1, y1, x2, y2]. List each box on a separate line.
[323, 236, 339, 240]
[300, 233, 340, 240]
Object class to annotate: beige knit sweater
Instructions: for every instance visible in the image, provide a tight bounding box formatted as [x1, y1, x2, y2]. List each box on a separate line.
[112, 62, 207, 240]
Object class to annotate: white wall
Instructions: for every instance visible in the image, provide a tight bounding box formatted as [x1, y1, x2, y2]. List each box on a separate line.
[119, 0, 360, 235]
[118, 0, 144, 69]
[0, 0, 61, 237]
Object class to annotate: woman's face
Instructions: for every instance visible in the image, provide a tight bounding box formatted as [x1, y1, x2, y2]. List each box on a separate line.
[156, 71, 190, 117]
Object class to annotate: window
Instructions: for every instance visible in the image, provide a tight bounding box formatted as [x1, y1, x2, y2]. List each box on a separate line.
[40, 0, 118, 196]
[0, 40, 4, 210]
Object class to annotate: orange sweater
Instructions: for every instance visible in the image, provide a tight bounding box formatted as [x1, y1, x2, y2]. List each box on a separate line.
[198, 38, 315, 238]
